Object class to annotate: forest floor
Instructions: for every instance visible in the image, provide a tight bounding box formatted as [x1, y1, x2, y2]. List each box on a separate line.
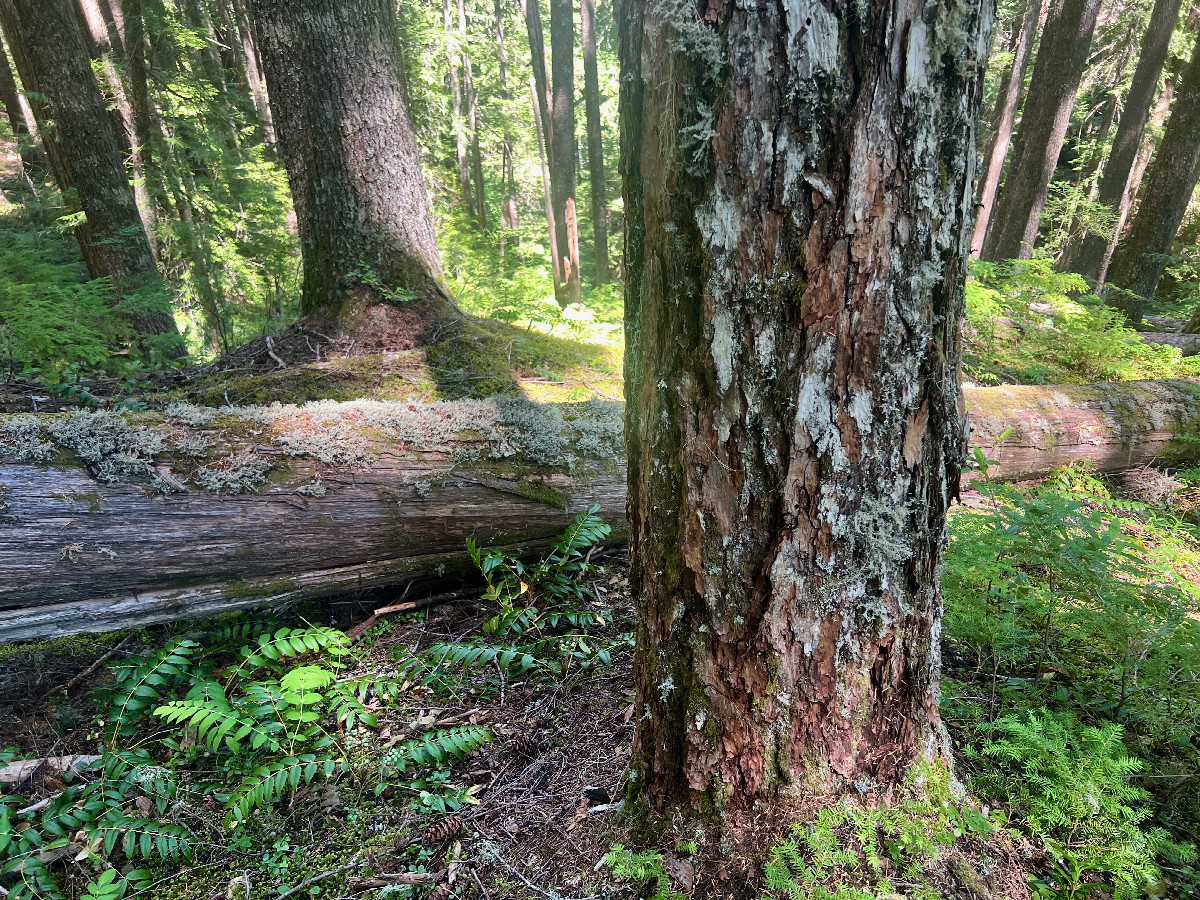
[0, 548, 1036, 900]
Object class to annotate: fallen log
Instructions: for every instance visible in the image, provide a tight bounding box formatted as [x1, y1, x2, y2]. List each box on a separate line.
[2, 379, 1200, 643]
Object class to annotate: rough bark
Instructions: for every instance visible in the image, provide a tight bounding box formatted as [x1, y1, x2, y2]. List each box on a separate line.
[1107, 30, 1200, 325]
[0, 31, 43, 175]
[0, 0, 183, 352]
[971, 0, 1042, 257]
[619, 0, 991, 822]
[1066, 0, 1182, 283]
[530, 75, 559, 281]
[580, 0, 608, 284]
[548, 0, 580, 307]
[6, 381, 1197, 644]
[980, 0, 1101, 261]
[251, 0, 455, 324]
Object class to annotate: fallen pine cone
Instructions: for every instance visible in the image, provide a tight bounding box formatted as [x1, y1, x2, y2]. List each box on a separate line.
[423, 814, 464, 845]
[507, 733, 541, 757]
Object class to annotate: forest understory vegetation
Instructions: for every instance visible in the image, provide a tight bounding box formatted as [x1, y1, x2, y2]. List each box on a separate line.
[4, 468, 1200, 900]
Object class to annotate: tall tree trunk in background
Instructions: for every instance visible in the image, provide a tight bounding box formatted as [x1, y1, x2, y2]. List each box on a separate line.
[972, 0, 1041, 257]
[494, 0, 517, 271]
[458, 0, 488, 230]
[123, 0, 161, 205]
[252, 0, 455, 324]
[980, 0, 1101, 261]
[1101, 81, 1175, 283]
[76, 0, 156, 242]
[580, 0, 607, 285]
[519, 0, 558, 287]
[443, 0, 473, 219]
[530, 75, 559, 284]
[619, 0, 989, 836]
[0, 33, 44, 176]
[1066, 0, 1182, 282]
[230, 0, 276, 146]
[548, 0, 579, 306]
[0, 0, 183, 352]
[1107, 31, 1200, 324]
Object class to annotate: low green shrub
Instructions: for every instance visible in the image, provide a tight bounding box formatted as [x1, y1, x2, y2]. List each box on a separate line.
[963, 259, 1199, 385]
[943, 463, 1200, 896]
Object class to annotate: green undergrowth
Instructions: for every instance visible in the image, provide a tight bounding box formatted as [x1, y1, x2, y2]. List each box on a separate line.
[943, 462, 1200, 896]
[964, 259, 1200, 385]
[759, 766, 999, 900]
[0, 509, 619, 900]
[0, 187, 126, 386]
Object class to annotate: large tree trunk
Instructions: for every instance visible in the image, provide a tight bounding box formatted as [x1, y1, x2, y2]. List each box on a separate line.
[0, 0, 183, 353]
[1107, 30, 1200, 325]
[5, 380, 1199, 644]
[971, 0, 1042, 257]
[580, 0, 608, 285]
[251, 0, 454, 324]
[980, 0, 1101, 262]
[548, 0, 580, 307]
[0, 31, 43, 176]
[619, 0, 991, 829]
[1065, 0, 1182, 283]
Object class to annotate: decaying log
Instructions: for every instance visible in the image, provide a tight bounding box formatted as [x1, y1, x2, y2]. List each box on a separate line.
[965, 377, 1200, 479]
[2, 380, 1200, 643]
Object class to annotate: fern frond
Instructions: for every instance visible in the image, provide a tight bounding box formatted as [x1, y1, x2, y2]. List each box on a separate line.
[384, 725, 491, 774]
[226, 754, 341, 823]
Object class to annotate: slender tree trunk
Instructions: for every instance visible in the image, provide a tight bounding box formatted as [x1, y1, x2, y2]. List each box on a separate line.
[519, 0, 552, 168]
[459, 0, 488, 230]
[443, 0, 473, 219]
[76, 0, 156, 243]
[548, 0, 579, 306]
[251, 0, 455, 324]
[530, 74, 559, 285]
[494, 0, 517, 271]
[230, 0, 276, 146]
[1107, 31, 1200, 324]
[0, 0, 182, 352]
[980, 0, 1101, 261]
[619, 0, 990, 835]
[0, 32, 43, 175]
[1067, 0, 1182, 282]
[580, 0, 607, 285]
[972, 0, 1042, 257]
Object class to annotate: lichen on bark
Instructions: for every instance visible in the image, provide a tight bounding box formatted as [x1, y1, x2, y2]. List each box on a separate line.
[619, 0, 993, 827]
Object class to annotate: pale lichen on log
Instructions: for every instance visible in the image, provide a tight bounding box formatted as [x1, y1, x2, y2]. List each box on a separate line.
[2, 382, 1199, 642]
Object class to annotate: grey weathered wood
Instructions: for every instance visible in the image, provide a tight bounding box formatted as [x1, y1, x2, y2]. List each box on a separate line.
[3, 383, 1200, 642]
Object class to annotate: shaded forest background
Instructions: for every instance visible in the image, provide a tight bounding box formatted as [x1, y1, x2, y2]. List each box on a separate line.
[0, 0, 1197, 391]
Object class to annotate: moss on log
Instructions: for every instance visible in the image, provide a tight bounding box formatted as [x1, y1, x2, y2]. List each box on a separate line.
[2, 380, 1199, 642]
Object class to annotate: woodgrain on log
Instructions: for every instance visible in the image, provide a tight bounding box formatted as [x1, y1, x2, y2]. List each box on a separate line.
[3, 381, 1200, 642]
